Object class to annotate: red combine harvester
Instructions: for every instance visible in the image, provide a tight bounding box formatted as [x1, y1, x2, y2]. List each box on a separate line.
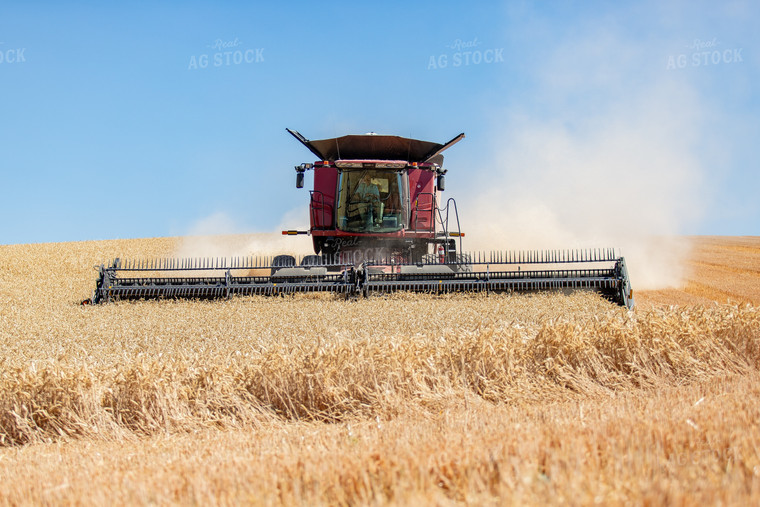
[86, 129, 634, 308]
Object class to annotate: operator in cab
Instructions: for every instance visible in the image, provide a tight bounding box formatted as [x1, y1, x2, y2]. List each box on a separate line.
[353, 172, 383, 229]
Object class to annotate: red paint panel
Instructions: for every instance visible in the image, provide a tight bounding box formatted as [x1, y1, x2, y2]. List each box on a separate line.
[408, 168, 436, 231]
[310, 166, 337, 229]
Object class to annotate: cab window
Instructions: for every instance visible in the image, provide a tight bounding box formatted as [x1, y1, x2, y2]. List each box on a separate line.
[336, 170, 405, 232]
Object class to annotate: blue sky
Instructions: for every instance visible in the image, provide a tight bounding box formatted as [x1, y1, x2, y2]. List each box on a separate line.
[1, 0, 757, 245]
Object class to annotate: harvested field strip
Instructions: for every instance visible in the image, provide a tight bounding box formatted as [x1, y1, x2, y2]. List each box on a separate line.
[684, 265, 760, 304]
[2, 294, 758, 446]
[683, 280, 756, 306]
[635, 236, 760, 307]
[690, 259, 760, 276]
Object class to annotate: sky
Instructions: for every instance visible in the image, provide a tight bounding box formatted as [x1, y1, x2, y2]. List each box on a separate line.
[1, 0, 758, 246]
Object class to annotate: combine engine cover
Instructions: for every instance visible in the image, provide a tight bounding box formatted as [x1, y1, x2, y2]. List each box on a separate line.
[84, 129, 635, 309]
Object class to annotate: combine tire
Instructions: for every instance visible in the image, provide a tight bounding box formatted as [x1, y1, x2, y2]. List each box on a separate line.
[301, 255, 323, 266]
[271, 255, 296, 275]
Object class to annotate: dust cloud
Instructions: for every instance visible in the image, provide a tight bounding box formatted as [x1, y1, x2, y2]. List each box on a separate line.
[174, 210, 312, 261]
[459, 33, 708, 290]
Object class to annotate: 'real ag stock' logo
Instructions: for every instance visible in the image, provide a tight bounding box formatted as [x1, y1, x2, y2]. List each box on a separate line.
[0, 41, 26, 64]
[427, 37, 504, 70]
[188, 37, 264, 70]
[666, 37, 744, 70]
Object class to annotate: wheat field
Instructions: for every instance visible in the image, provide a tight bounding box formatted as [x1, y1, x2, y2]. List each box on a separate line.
[0, 235, 758, 505]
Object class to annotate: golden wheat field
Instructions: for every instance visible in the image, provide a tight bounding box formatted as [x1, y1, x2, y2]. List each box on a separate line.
[0, 235, 759, 505]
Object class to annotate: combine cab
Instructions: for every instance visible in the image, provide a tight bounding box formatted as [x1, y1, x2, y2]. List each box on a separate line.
[284, 128, 466, 265]
[86, 129, 634, 309]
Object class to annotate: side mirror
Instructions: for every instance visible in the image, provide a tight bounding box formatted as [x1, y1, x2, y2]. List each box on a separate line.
[294, 163, 312, 189]
[437, 174, 445, 191]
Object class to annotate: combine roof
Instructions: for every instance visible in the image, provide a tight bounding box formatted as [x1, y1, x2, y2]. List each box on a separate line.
[287, 129, 464, 164]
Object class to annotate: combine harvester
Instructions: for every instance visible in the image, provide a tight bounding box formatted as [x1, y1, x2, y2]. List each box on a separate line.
[85, 129, 634, 308]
